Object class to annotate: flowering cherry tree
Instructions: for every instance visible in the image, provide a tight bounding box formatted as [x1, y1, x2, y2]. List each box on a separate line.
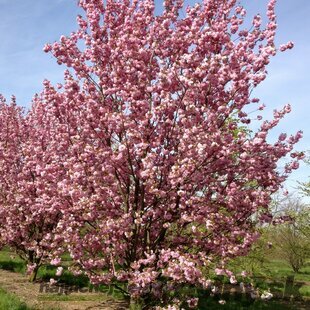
[0, 96, 25, 250]
[6, 0, 301, 306]
[0, 95, 66, 281]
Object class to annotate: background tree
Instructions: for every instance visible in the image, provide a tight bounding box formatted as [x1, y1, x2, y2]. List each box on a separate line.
[298, 152, 310, 196]
[0, 95, 66, 281]
[272, 195, 310, 273]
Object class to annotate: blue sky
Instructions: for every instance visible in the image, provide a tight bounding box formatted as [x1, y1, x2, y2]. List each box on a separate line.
[0, 0, 309, 198]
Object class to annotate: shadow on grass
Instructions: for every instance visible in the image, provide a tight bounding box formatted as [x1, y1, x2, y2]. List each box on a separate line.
[40, 270, 89, 288]
[197, 291, 294, 310]
[282, 275, 303, 299]
[36, 264, 87, 287]
[0, 260, 25, 273]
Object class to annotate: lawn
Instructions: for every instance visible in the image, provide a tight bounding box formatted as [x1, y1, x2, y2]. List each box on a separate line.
[0, 247, 309, 309]
[0, 287, 31, 310]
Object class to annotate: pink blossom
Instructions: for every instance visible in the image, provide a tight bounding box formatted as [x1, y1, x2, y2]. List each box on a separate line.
[230, 275, 237, 284]
[279, 41, 294, 52]
[49, 278, 57, 285]
[187, 298, 199, 308]
[50, 258, 61, 266]
[56, 267, 64, 276]
[26, 264, 37, 276]
[215, 268, 225, 276]
[261, 291, 273, 300]
[241, 271, 247, 277]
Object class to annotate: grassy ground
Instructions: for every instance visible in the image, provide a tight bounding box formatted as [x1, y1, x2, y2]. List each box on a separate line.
[228, 257, 310, 299]
[0, 249, 25, 274]
[0, 248, 125, 306]
[0, 249, 89, 287]
[198, 295, 296, 310]
[0, 287, 31, 310]
[255, 260, 310, 298]
[0, 247, 309, 309]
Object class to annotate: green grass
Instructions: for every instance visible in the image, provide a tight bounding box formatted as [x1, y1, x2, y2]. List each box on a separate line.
[251, 260, 309, 299]
[0, 248, 90, 288]
[227, 255, 310, 299]
[0, 248, 127, 298]
[264, 260, 310, 282]
[37, 265, 90, 288]
[299, 284, 310, 297]
[1, 248, 309, 309]
[198, 298, 295, 310]
[0, 287, 31, 310]
[38, 294, 104, 302]
[197, 294, 293, 310]
[0, 249, 26, 274]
